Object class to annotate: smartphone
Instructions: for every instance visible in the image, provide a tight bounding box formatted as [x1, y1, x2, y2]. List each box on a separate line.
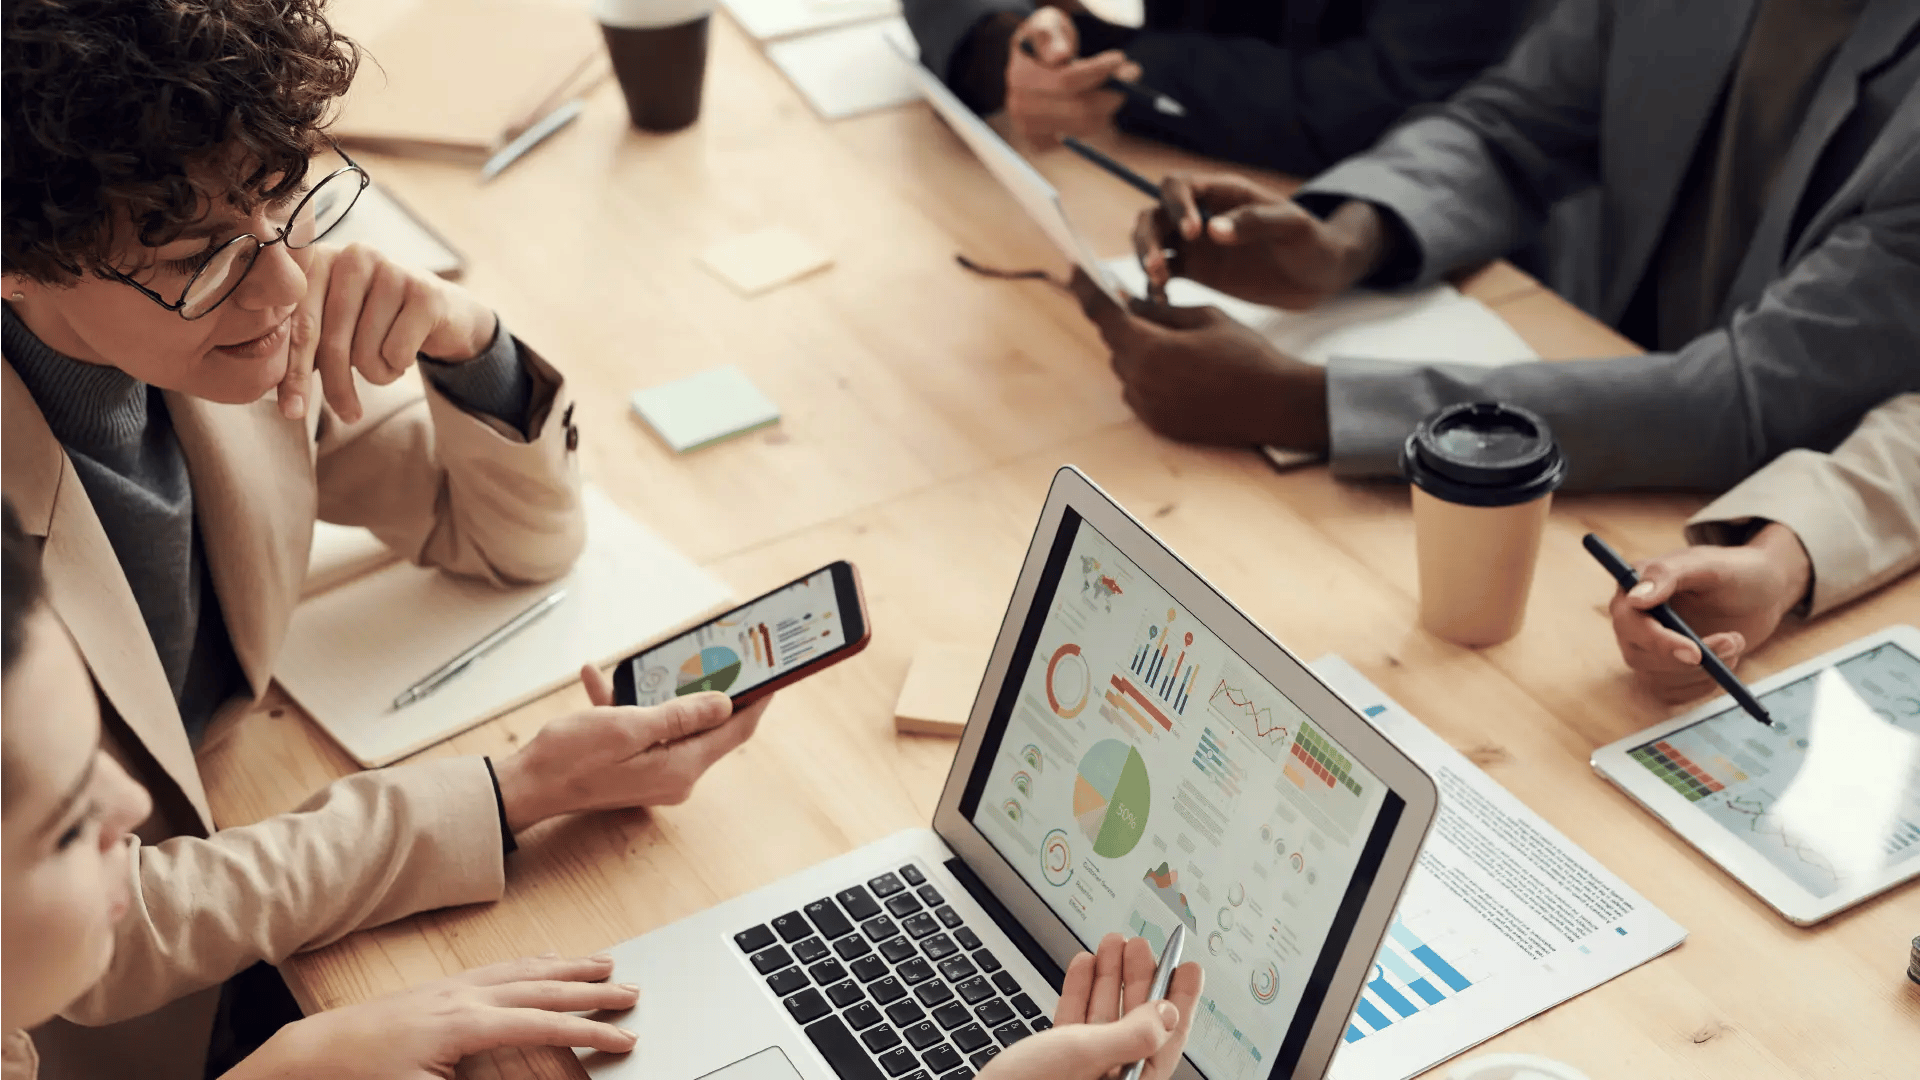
[613, 561, 870, 708]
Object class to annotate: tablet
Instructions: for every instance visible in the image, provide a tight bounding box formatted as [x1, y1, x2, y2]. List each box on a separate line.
[1592, 624, 1920, 924]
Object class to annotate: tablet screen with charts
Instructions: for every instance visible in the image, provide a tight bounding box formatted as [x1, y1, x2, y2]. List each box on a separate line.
[1592, 625, 1920, 924]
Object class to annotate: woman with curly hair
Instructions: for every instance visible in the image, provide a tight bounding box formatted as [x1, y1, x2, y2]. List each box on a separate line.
[0, 2, 766, 1076]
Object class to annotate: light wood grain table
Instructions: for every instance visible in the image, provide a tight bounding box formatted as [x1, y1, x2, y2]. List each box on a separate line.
[197, 11, 1920, 1079]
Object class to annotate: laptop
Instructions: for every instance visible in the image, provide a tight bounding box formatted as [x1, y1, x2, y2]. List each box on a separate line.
[587, 467, 1439, 1080]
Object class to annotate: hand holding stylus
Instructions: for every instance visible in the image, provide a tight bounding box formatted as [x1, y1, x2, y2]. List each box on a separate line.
[978, 933, 1203, 1080]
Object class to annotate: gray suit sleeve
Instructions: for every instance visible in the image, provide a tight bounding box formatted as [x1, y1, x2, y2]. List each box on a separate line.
[1296, 0, 1610, 286]
[1328, 189, 1920, 491]
[904, 0, 1034, 86]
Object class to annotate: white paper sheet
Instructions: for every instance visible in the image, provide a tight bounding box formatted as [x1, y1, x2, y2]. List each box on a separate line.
[1310, 656, 1687, 1080]
[278, 487, 731, 766]
[767, 16, 921, 119]
[719, 0, 897, 41]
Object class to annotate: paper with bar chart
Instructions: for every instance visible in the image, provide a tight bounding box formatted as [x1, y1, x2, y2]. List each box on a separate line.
[1312, 657, 1686, 1080]
[620, 568, 845, 705]
[972, 519, 1396, 1080]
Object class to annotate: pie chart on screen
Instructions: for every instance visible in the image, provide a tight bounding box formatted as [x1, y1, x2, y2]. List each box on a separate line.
[678, 646, 741, 694]
[1073, 739, 1150, 859]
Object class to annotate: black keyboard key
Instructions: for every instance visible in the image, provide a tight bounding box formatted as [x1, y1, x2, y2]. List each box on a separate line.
[1030, 1017, 1052, 1031]
[921, 934, 958, 961]
[852, 956, 889, 983]
[974, 999, 1014, 1027]
[990, 972, 1020, 996]
[901, 1072, 929, 1080]
[969, 1048, 1000, 1070]
[992, 1021, 1030, 1047]
[938, 1069, 971, 1080]
[844, 1002, 883, 1031]
[735, 925, 776, 953]
[954, 928, 982, 951]
[972, 950, 1002, 974]
[862, 1025, 902, 1053]
[886, 1001, 925, 1027]
[828, 980, 865, 1008]
[934, 906, 964, 930]
[903, 913, 940, 939]
[806, 898, 856, 941]
[810, 959, 849, 986]
[956, 977, 995, 1005]
[878, 1047, 917, 1077]
[880, 936, 919, 963]
[886, 893, 924, 919]
[951, 1023, 991, 1053]
[1010, 994, 1039, 1019]
[768, 968, 809, 997]
[794, 937, 830, 965]
[903, 1021, 943, 1051]
[917, 884, 944, 906]
[773, 912, 811, 943]
[870, 872, 906, 898]
[863, 916, 900, 942]
[752, 945, 794, 974]
[900, 864, 926, 886]
[933, 1001, 970, 1029]
[803, 1015, 887, 1080]
[922, 1045, 963, 1075]
[837, 886, 883, 921]
[871, 976, 908, 1005]
[915, 980, 955, 1007]
[836, 935, 873, 961]
[785, 988, 831, 1025]
[937, 956, 977, 984]
[897, 958, 935, 985]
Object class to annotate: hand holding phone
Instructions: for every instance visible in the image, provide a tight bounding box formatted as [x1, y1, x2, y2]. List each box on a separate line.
[613, 561, 871, 708]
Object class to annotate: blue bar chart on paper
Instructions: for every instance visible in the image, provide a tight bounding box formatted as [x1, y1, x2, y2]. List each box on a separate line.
[1345, 916, 1478, 1044]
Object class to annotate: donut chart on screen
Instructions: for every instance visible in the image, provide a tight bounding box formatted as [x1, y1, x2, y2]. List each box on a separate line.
[677, 645, 741, 694]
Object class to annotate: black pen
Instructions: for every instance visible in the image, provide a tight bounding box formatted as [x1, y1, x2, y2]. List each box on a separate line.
[1062, 136, 1162, 200]
[1582, 534, 1776, 727]
[1019, 38, 1187, 117]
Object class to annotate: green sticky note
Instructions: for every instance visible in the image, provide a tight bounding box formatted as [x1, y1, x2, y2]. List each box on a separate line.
[630, 366, 781, 453]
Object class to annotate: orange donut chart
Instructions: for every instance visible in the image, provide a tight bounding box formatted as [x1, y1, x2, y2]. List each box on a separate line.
[1046, 642, 1090, 718]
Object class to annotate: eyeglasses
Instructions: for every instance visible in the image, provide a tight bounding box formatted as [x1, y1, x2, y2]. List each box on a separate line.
[111, 145, 371, 321]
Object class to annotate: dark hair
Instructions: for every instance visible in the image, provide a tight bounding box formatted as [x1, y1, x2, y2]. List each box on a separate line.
[2, 501, 43, 677]
[2, 0, 360, 282]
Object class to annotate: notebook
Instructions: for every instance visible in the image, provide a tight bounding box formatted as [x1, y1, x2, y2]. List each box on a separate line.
[720, 0, 899, 42]
[333, 0, 606, 161]
[278, 487, 732, 766]
[323, 182, 466, 279]
[766, 16, 922, 119]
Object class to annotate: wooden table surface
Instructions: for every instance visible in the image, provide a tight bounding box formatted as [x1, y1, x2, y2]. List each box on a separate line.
[197, 10, 1920, 1079]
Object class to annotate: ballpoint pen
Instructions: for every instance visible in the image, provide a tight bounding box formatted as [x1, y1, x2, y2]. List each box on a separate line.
[481, 98, 586, 183]
[1581, 534, 1776, 727]
[1119, 924, 1186, 1080]
[1062, 136, 1163, 201]
[1019, 39, 1188, 117]
[392, 588, 568, 709]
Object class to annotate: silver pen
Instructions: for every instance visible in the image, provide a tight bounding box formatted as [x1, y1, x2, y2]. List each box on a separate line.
[392, 588, 568, 710]
[1120, 923, 1186, 1080]
[480, 98, 586, 182]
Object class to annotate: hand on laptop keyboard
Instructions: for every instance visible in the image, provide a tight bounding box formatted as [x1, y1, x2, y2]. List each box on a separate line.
[976, 933, 1203, 1080]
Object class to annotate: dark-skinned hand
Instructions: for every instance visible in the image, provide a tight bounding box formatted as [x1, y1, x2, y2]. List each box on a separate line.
[1069, 269, 1329, 452]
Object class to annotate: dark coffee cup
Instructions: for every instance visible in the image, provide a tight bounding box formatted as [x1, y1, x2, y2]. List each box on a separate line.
[596, 0, 712, 133]
[1401, 402, 1568, 646]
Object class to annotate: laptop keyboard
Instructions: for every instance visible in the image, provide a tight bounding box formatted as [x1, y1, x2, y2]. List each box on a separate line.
[733, 863, 1053, 1080]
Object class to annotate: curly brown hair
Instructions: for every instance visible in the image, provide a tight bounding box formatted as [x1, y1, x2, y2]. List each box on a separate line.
[2, 0, 360, 283]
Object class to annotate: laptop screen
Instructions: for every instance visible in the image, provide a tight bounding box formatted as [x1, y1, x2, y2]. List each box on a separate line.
[962, 510, 1403, 1080]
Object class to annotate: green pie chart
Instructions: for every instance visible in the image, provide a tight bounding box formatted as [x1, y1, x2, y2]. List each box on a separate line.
[1073, 739, 1151, 859]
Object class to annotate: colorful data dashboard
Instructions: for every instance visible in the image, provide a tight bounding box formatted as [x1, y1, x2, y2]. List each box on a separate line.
[974, 521, 1390, 1080]
[623, 568, 845, 705]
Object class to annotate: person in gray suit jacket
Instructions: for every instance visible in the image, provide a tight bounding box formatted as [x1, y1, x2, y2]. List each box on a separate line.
[1073, 0, 1920, 492]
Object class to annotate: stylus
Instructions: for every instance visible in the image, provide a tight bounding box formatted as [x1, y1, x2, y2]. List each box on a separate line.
[1119, 924, 1186, 1080]
[1581, 534, 1777, 728]
[1019, 39, 1188, 117]
[392, 588, 568, 710]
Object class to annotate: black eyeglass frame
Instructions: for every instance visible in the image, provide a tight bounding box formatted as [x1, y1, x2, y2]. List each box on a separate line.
[109, 143, 371, 321]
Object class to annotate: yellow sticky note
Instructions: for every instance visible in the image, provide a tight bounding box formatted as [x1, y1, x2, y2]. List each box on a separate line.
[698, 226, 834, 297]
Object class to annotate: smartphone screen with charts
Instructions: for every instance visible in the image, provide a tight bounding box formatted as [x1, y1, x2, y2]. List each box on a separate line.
[613, 561, 868, 708]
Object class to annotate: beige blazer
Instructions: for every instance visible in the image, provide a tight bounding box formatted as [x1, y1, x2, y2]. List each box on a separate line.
[5, 758, 507, 1080]
[1, 346, 583, 1079]
[1688, 393, 1920, 615]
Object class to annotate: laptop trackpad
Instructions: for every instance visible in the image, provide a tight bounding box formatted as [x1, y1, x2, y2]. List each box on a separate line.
[695, 1048, 803, 1080]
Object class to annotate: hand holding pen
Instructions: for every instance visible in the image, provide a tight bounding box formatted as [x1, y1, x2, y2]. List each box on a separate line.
[981, 931, 1203, 1080]
[1004, 9, 1185, 145]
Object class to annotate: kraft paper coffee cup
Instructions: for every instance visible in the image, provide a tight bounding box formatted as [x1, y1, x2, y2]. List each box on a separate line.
[595, 0, 713, 133]
[1401, 402, 1567, 647]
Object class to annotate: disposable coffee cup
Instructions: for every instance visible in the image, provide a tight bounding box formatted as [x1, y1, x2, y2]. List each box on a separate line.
[595, 0, 713, 133]
[1402, 402, 1567, 647]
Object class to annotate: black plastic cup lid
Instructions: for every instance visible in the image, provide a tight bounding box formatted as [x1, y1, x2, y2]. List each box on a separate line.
[1400, 401, 1567, 507]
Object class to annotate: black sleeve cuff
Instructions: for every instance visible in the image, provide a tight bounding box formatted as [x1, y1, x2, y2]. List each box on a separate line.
[484, 755, 518, 857]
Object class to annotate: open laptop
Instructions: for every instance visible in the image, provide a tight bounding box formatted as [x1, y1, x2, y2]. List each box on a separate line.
[588, 467, 1438, 1080]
